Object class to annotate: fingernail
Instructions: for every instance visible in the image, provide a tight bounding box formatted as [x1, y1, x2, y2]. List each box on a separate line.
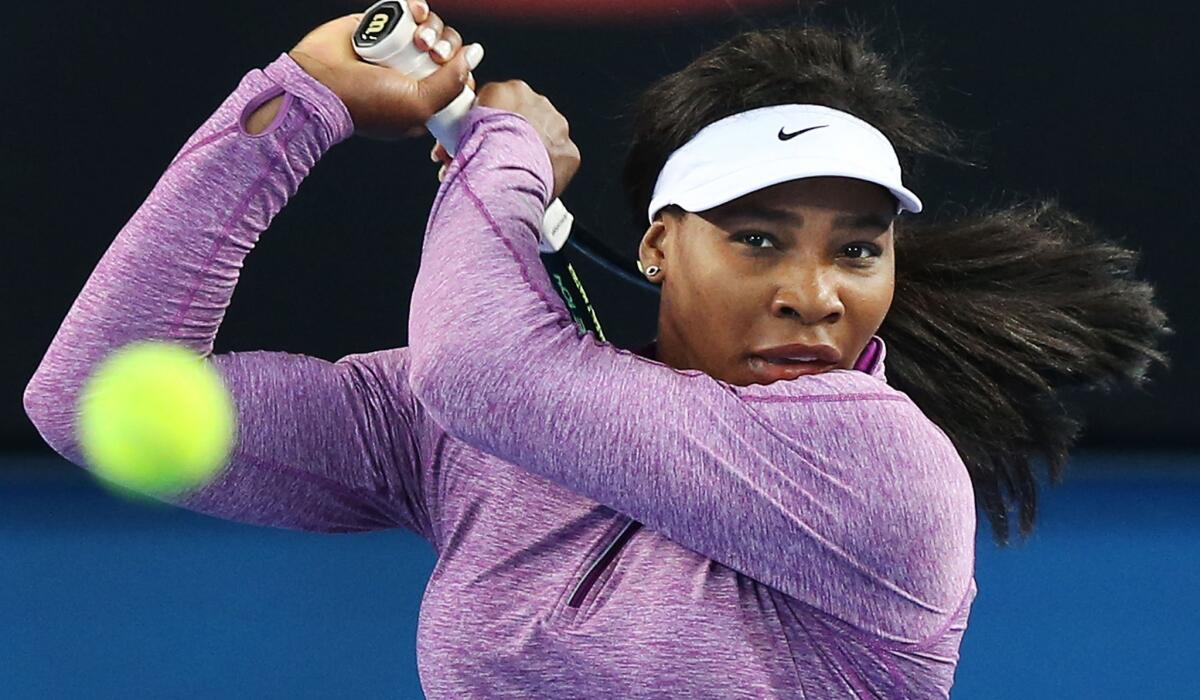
[416, 27, 437, 48]
[465, 44, 484, 71]
[433, 40, 452, 61]
[430, 145, 440, 162]
[412, 0, 429, 15]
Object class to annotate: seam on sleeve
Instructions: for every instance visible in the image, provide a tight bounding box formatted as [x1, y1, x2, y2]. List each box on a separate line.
[453, 171, 576, 333]
[742, 392, 909, 405]
[169, 125, 240, 169]
[167, 111, 314, 339]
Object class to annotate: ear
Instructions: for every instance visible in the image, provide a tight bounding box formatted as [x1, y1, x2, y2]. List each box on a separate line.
[638, 218, 670, 271]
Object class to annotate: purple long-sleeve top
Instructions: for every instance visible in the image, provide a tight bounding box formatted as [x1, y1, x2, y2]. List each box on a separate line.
[23, 54, 977, 698]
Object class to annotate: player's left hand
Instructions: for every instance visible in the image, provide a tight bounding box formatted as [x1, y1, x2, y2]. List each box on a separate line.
[470, 81, 581, 200]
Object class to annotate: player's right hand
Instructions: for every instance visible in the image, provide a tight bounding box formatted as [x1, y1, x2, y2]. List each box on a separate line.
[288, 1, 482, 141]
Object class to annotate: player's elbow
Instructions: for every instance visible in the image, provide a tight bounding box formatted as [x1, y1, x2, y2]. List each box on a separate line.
[894, 424, 977, 612]
[23, 367, 52, 423]
[24, 371, 71, 448]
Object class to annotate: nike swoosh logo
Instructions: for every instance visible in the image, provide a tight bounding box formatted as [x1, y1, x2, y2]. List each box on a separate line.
[778, 125, 829, 141]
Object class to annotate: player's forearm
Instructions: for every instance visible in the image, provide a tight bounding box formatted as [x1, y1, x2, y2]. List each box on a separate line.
[24, 55, 351, 458]
[407, 106, 558, 381]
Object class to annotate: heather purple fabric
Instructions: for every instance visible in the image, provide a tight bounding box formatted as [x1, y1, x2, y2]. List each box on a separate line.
[24, 53, 977, 698]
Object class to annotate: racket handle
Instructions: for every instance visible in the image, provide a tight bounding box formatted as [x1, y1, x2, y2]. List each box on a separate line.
[352, 1, 572, 253]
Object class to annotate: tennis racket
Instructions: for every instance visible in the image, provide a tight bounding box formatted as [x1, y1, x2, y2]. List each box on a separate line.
[351, 1, 657, 344]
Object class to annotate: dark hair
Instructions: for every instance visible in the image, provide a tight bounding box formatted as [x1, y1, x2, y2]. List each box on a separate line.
[621, 24, 1172, 546]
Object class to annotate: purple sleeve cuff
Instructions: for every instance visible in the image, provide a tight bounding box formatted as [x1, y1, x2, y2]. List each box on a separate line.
[262, 52, 355, 146]
[455, 105, 556, 209]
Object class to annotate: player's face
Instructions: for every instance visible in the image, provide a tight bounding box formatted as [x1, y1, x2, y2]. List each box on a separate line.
[640, 177, 897, 386]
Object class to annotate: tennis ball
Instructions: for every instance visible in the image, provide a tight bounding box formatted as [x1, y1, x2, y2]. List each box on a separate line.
[76, 341, 236, 498]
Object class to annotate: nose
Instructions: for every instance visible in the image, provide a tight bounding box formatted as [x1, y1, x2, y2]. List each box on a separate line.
[770, 267, 844, 324]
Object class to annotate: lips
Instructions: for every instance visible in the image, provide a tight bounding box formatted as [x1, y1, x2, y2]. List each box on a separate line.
[752, 343, 842, 365]
[747, 355, 836, 382]
[746, 342, 841, 383]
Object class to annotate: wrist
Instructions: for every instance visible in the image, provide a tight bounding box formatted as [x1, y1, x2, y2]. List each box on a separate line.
[288, 50, 335, 94]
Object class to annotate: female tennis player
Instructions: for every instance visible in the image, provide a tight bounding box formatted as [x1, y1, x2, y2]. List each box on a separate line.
[24, 4, 1170, 698]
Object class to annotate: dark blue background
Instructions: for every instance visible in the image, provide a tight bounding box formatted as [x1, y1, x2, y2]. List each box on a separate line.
[3, 452, 1198, 698]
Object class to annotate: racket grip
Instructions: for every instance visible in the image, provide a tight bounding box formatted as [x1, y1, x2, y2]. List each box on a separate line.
[352, 1, 573, 252]
[426, 89, 476, 155]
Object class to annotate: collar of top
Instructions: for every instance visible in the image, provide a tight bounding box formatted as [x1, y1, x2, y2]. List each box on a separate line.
[647, 104, 923, 224]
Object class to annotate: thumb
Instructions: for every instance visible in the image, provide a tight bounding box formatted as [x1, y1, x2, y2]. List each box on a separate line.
[416, 44, 484, 114]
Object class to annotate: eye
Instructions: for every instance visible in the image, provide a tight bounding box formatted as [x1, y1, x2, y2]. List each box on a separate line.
[843, 242, 883, 261]
[733, 231, 778, 249]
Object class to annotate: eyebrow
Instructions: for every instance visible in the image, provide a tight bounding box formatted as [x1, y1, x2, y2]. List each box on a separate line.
[722, 206, 895, 232]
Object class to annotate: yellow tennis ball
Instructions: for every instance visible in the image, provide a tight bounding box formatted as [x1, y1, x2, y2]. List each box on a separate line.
[76, 341, 236, 498]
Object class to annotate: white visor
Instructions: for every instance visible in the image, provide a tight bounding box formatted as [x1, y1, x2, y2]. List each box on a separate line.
[647, 104, 922, 224]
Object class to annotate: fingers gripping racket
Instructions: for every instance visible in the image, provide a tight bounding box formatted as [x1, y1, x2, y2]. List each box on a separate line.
[351, 2, 657, 344]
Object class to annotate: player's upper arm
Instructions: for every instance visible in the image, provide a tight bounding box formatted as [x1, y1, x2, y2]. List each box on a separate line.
[173, 346, 439, 539]
[645, 371, 977, 642]
[778, 389, 977, 641]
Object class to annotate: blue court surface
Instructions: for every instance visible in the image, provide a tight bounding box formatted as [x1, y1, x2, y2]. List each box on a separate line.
[2, 451, 1197, 699]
